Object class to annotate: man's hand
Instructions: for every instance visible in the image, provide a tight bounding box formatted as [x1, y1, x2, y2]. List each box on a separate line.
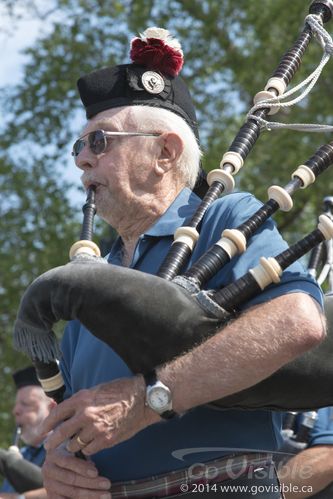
[42, 443, 111, 499]
[42, 375, 160, 455]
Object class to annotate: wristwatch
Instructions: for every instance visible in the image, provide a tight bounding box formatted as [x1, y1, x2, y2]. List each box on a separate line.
[144, 370, 177, 419]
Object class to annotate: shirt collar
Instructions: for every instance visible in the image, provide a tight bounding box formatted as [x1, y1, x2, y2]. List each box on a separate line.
[145, 187, 201, 237]
[108, 187, 201, 262]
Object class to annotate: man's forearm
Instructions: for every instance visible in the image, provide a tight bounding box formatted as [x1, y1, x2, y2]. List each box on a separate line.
[39, 293, 325, 458]
[158, 293, 324, 413]
[279, 446, 333, 498]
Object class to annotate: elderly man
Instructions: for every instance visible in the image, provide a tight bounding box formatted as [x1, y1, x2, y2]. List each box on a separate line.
[41, 28, 325, 498]
[0, 366, 55, 499]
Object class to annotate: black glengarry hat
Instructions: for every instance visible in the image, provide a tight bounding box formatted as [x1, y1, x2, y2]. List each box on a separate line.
[12, 366, 41, 389]
[77, 27, 199, 140]
[77, 27, 209, 197]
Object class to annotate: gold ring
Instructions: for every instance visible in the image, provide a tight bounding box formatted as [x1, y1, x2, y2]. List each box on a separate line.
[76, 435, 88, 447]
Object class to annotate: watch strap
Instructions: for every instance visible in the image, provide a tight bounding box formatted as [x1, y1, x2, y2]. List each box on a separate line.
[159, 409, 178, 419]
[143, 370, 158, 387]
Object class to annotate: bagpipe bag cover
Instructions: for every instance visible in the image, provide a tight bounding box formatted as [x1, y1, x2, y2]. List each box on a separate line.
[0, 448, 43, 493]
[13, 260, 333, 411]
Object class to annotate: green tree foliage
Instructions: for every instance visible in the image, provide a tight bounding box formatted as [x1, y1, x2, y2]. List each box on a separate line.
[0, 0, 332, 446]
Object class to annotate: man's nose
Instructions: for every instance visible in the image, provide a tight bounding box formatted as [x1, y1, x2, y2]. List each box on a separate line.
[13, 403, 21, 417]
[75, 145, 96, 171]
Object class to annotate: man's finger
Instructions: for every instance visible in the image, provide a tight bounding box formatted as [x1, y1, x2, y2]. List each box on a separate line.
[41, 400, 76, 434]
[45, 446, 98, 477]
[44, 463, 110, 489]
[43, 477, 111, 499]
[43, 457, 111, 490]
[66, 433, 94, 454]
[45, 418, 83, 451]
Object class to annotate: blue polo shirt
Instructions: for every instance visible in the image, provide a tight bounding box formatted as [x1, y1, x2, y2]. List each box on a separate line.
[309, 408, 333, 446]
[60, 188, 323, 482]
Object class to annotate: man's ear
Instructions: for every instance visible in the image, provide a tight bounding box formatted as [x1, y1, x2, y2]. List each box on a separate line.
[154, 132, 184, 176]
[47, 398, 57, 411]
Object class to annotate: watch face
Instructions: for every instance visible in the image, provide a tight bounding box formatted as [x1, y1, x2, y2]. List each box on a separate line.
[148, 386, 171, 410]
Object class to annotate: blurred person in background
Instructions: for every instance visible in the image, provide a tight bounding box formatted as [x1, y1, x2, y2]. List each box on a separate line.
[0, 366, 55, 499]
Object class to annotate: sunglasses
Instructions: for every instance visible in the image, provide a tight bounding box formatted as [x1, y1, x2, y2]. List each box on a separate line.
[72, 129, 161, 157]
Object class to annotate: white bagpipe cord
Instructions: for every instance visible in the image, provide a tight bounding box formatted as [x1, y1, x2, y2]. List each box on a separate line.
[247, 14, 333, 133]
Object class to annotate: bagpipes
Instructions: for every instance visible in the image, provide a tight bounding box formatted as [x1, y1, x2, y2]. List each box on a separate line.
[13, 1, 333, 412]
[0, 427, 44, 493]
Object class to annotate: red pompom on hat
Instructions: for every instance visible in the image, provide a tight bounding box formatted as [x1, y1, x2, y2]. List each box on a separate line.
[76, 25, 208, 197]
[77, 26, 196, 134]
[130, 27, 184, 77]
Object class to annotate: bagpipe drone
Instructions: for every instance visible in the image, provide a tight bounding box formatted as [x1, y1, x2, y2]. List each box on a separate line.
[13, 1, 333, 411]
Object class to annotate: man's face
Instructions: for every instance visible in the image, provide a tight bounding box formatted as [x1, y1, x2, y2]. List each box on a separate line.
[75, 108, 162, 227]
[13, 386, 51, 446]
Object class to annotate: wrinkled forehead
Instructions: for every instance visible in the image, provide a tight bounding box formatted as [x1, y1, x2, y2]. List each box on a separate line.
[15, 385, 44, 405]
[81, 107, 134, 135]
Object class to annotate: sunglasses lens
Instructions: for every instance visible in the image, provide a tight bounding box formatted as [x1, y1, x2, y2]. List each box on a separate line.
[89, 130, 107, 155]
[72, 139, 85, 157]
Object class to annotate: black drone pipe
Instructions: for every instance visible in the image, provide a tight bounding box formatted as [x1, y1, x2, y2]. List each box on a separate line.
[308, 196, 333, 277]
[181, 142, 333, 291]
[308, 242, 326, 277]
[211, 216, 332, 309]
[32, 187, 102, 404]
[79, 187, 97, 241]
[157, 0, 333, 281]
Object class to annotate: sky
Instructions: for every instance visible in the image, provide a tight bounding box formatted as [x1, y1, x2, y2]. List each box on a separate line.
[0, 10, 41, 86]
[0, 7, 83, 201]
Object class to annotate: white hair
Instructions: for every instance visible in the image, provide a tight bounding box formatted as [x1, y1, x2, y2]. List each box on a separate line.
[128, 106, 202, 189]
